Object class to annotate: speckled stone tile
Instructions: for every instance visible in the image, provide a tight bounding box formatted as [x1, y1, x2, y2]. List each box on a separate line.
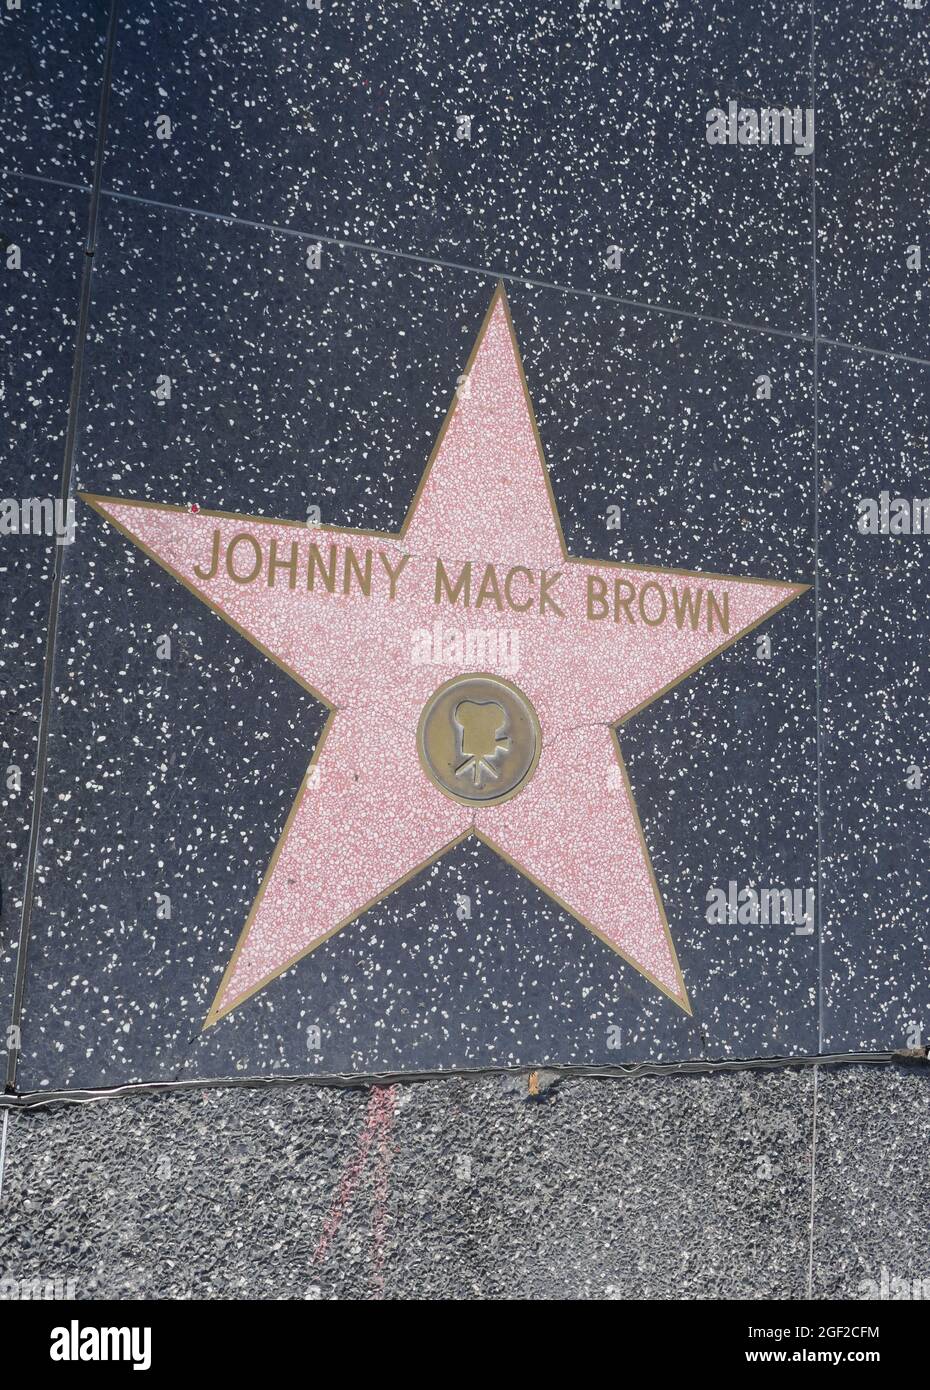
[0, 0, 109, 185]
[817, 1, 930, 359]
[819, 345, 930, 1054]
[0, 1069, 815, 1299]
[101, 0, 813, 334]
[13, 194, 816, 1087]
[812, 1064, 930, 1300]
[0, 177, 87, 1032]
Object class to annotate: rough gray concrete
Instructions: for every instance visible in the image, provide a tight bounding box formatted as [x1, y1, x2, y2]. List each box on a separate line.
[0, 1067, 829, 1300]
[812, 1065, 930, 1301]
[1, 1064, 925, 1300]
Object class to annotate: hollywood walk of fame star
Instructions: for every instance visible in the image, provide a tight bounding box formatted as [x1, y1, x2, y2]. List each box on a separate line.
[81, 286, 808, 1027]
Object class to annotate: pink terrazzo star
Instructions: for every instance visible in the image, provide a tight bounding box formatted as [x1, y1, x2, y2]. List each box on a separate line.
[82, 286, 807, 1026]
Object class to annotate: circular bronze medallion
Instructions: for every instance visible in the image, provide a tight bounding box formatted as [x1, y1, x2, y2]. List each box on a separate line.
[417, 673, 542, 807]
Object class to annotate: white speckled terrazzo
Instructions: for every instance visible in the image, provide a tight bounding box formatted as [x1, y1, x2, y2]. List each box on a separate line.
[2, 0, 927, 1090]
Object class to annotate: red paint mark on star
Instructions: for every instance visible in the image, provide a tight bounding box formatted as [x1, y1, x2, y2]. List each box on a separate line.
[81, 286, 807, 1027]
